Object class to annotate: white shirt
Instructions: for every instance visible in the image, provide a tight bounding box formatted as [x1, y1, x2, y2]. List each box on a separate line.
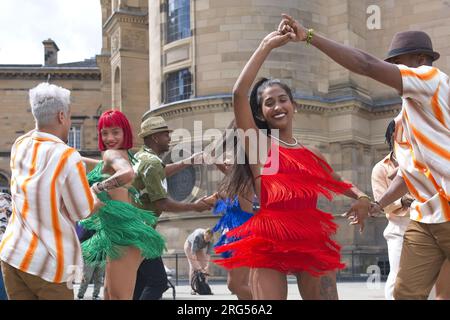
[0, 131, 94, 283]
[394, 65, 450, 224]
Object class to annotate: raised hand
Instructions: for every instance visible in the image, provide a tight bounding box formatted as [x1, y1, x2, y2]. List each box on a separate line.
[261, 30, 295, 51]
[278, 14, 308, 42]
[400, 194, 415, 208]
[342, 198, 371, 233]
[200, 193, 219, 207]
[194, 196, 214, 212]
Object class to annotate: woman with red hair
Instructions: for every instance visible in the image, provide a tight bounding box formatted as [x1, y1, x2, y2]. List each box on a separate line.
[80, 110, 165, 300]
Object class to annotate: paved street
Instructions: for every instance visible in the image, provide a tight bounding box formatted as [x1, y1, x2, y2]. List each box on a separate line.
[74, 280, 386, 300]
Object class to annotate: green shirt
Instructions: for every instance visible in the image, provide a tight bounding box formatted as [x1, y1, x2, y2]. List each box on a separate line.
[133, 146, 168, 215]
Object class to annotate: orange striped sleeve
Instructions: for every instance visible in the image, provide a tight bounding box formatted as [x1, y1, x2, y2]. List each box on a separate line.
[22, 141, 41, 220]
[415, 205, 423, 222]
[441, 196, 450, 222]
[408, 145, 443, 196]
[411, 126, 450, 161]
[402, 172, 427, 203]
[0, 230, 14, 253]
[400, 67, 438, 81]
[17, 141, 42, 271]
[431, 83, 447, 129]
[76, 161, 94, 213]
[33, 137, 61, 143]
[19, 234, 39, 271]
[10, 136, 28, 170]
[51, 148, 76, 283]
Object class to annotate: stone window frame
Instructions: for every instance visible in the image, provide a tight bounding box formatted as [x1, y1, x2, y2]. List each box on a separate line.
[164, 67, 193, 103]
[68, 117, 87, 150]
[166, 0, 191, 44]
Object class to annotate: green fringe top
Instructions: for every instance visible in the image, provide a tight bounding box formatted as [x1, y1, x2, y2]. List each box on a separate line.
[80, 152, 166, 266]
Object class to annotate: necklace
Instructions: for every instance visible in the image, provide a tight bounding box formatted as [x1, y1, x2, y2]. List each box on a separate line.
[270, 135, 299, 147]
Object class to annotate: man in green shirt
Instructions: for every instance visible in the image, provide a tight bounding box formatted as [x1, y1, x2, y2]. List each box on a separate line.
[132, 116, 211, 300]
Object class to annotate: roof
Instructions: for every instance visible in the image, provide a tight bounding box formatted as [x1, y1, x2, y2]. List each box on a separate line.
[0, 58, 98, 70]
[53, 58, 98, 68]
[0, 57, 100, 81]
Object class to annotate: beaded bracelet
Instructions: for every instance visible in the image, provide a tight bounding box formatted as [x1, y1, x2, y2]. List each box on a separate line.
[306, 28, 314, 46]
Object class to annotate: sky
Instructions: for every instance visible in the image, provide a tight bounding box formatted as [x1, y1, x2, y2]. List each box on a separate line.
[0, 0, 102, 65]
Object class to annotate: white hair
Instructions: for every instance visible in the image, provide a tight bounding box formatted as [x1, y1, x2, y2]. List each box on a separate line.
[29, 82, 71, 126]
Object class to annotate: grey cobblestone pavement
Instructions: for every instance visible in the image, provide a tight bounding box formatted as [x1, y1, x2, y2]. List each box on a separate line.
[73, 280, 386, 300]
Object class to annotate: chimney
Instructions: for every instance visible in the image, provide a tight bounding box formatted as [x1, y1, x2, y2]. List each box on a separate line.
[42, 39, 59, 66]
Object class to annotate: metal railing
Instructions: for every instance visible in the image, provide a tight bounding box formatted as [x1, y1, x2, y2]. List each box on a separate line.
[162, 249, 389, 285]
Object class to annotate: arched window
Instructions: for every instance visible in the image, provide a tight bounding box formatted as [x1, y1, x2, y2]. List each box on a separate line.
[166, 0, 190, 44]
[113, 67, 122, 108]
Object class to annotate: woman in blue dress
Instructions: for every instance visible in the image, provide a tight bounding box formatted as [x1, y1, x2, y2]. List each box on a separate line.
[204, 132, 254, 300]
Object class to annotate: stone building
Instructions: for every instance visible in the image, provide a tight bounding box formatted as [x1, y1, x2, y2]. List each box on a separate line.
[1, 0, 449, 277]
[142, 0, 450, 257]
[0, 39, 103, 191]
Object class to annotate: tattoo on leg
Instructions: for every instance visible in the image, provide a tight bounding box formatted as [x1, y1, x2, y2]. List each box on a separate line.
[320, 276, 339, 300]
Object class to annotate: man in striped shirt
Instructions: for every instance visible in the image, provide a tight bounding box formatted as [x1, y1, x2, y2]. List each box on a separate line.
[278, 16, 449, 299]
[0, 83, 101, 300]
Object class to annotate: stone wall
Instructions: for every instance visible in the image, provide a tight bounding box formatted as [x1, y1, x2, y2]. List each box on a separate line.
[0, 77, 102, 176]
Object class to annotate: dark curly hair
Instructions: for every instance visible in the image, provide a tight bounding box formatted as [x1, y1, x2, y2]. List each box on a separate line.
[385, 120, 396, 151]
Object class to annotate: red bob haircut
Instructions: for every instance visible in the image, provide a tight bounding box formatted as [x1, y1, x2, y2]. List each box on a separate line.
[97, 109, 133, 151]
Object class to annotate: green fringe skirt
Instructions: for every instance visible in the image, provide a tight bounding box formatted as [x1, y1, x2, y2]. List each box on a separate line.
[80, 199, 166, 267]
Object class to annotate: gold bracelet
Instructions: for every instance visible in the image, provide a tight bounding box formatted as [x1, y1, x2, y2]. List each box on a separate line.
[358, 195, 372, 202]
[306, 28, 314, 46]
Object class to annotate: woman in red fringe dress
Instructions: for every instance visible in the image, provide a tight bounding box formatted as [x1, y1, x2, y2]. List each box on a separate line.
[214, 29, 372, 300]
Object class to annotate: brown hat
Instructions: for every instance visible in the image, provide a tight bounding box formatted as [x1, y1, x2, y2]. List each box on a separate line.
[138, 116, 173, 138]
[385, 31, 440, 62]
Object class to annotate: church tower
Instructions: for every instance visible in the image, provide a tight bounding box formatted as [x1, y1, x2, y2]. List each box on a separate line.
[98, 0, 150, 142]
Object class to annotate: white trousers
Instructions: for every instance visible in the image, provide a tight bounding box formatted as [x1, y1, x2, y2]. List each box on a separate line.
[383, 218, 411, 300]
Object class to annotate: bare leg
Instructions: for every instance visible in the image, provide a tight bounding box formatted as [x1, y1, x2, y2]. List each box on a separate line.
[435, 260, 450, 300]
[228, 267, 252, 300]
[103, 269, 110, 300]
[184, 241, 201, 285]
[104, 247, 141, 300]
[319, 271, 339, 300]
[251, 268, 287, 300]
[296, 272, 321, 300]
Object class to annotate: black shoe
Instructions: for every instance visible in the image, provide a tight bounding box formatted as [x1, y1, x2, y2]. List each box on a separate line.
[92, 295, 101, 300]
[77, 295, 84, 300]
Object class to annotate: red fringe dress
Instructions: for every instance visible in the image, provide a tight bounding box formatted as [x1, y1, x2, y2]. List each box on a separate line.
[214, 145, 351, 276]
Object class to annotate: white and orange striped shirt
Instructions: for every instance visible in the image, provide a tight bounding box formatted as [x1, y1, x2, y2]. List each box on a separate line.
[0, 131, 94, 283]
[394, 64, 450, 224]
